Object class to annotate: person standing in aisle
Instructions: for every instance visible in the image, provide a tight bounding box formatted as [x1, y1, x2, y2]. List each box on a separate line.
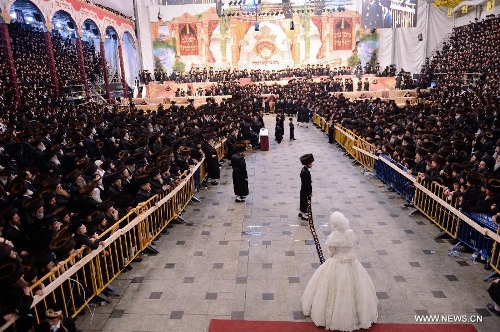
[289, 118, 296, 141]
[299, 154, 314, 220]
[231, 142, 249, 203]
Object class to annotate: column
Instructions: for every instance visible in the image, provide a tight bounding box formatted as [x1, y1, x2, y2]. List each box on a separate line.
[230, 20, 239, 67]
[44, 25, 60, 97]
[293, 14, 301, 66]
[174, 24, 181, 55]
[75, 34, 89, 98]
[117, 42, 128, 99]
[100, 39, 111, 101]
[319, 16, 327, 59]
[0, 19, 21, 106]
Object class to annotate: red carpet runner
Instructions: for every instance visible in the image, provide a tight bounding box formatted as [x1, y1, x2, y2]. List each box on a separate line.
[209, 319, 477, 332]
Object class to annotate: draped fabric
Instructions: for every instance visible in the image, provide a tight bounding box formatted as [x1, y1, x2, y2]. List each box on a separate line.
[234, 20, 252, 62]
[122, 32, 139, 88]
[311, 16, 322, 37]
[207, 20, 219, 63]
[104, 38, 118, 80]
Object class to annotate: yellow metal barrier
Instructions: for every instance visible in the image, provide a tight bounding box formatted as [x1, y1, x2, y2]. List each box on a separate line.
[353, 138, 377, 172]
[489, 229, 500, 275]
[2, 155, 214, 330]
[334, 124, 357, 160]
[413, 177, 460, 238]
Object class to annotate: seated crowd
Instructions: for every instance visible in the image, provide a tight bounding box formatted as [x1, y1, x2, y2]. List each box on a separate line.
[2, 11, 500, 331]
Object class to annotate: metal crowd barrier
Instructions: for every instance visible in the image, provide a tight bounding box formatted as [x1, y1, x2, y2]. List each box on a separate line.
[460, 212, 498, 262]
[313, 112, 500, 276]
[376, 155, 415, 203]
[2, 139, 230, 330]
[334, 124, 357, 160]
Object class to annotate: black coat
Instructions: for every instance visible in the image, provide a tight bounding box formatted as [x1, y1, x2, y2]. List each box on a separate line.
[203, 143, 220, 179]
[231, 153, 248, 197]
[300, 166, 312, 213]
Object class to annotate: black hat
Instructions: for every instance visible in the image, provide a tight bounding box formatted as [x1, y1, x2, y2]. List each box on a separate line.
[123, 156, 135, 166]
[300, 153, 314, 165]
[52, 205, 71, 221]
[451, 163, 467, 174]
[482, 154, 495, 171]
[42, 214, 58, 227]
[9, 178, 28, 197]
[49, 234, 76, 257]
[3, 206, 19, 221]
[146, 166, 161, 177]
[98, 199, 115, 212]
[234, 142, 247, 153]
[466, 171, 482, 186]
[89, 210, 106, 224]
[0, 169, 11, 177]
[22, 198, 44, 212]
[66, 169, 82, 183]
[430, 153, 445, 165]
[135, 174, 151, 186]
[34, 251, 54, 270]
[136, 160, 148, 169]
[38, 188, 56, 203]
[0, 257, 24, 286]
[23, 264, 38, 283]
[485, 179, 500, 193]
[179, 146, 191, 156]
[415, 147, 428, 157]
[115, 195, 136, 209]
[69, 221, 84, 234]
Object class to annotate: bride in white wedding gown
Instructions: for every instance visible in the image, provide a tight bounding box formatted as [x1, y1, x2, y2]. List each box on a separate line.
[302, 211, 378, 331]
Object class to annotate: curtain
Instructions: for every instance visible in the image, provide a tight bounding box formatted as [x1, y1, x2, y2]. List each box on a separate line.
[122, 32, 139, 88]
[105, 38, 118, 80]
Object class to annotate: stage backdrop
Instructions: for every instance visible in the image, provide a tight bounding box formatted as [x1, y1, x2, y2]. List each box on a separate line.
[150, 4, 382, 74]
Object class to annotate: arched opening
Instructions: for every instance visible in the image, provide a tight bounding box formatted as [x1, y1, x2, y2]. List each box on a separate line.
[9, 0, 46, 32]
[82, 19, 105, 85]
[105, 26, 122, 98]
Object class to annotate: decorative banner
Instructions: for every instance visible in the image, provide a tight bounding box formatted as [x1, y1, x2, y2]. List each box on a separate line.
[333, 18, 352, 51]
[179, 23, 198, 56]
[253, 26, 278, 60]
[487, 0, 495, 11]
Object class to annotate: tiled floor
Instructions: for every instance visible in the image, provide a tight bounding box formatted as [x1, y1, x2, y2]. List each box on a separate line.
[77, 115, 498, 332]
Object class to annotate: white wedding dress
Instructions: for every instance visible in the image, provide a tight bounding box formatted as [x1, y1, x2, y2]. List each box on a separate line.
[302, 229, 378, 331]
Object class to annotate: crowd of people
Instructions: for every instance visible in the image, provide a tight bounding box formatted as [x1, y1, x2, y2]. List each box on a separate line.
[2, 11, 500, 330]
[146, 62, 396, 86]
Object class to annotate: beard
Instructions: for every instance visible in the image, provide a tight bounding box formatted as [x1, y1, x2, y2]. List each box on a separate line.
[76, 178, 87, 188]
[91, 194, 102, 203]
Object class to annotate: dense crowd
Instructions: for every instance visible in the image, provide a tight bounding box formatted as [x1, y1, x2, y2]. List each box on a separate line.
[2, 12, 500, 331]
[146, 63, 396, 85]
[52, 31, 84, 87]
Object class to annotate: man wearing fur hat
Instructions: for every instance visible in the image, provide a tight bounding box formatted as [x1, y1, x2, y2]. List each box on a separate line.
[299, 154, 314, 220]
[35, 302, 76, 332]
